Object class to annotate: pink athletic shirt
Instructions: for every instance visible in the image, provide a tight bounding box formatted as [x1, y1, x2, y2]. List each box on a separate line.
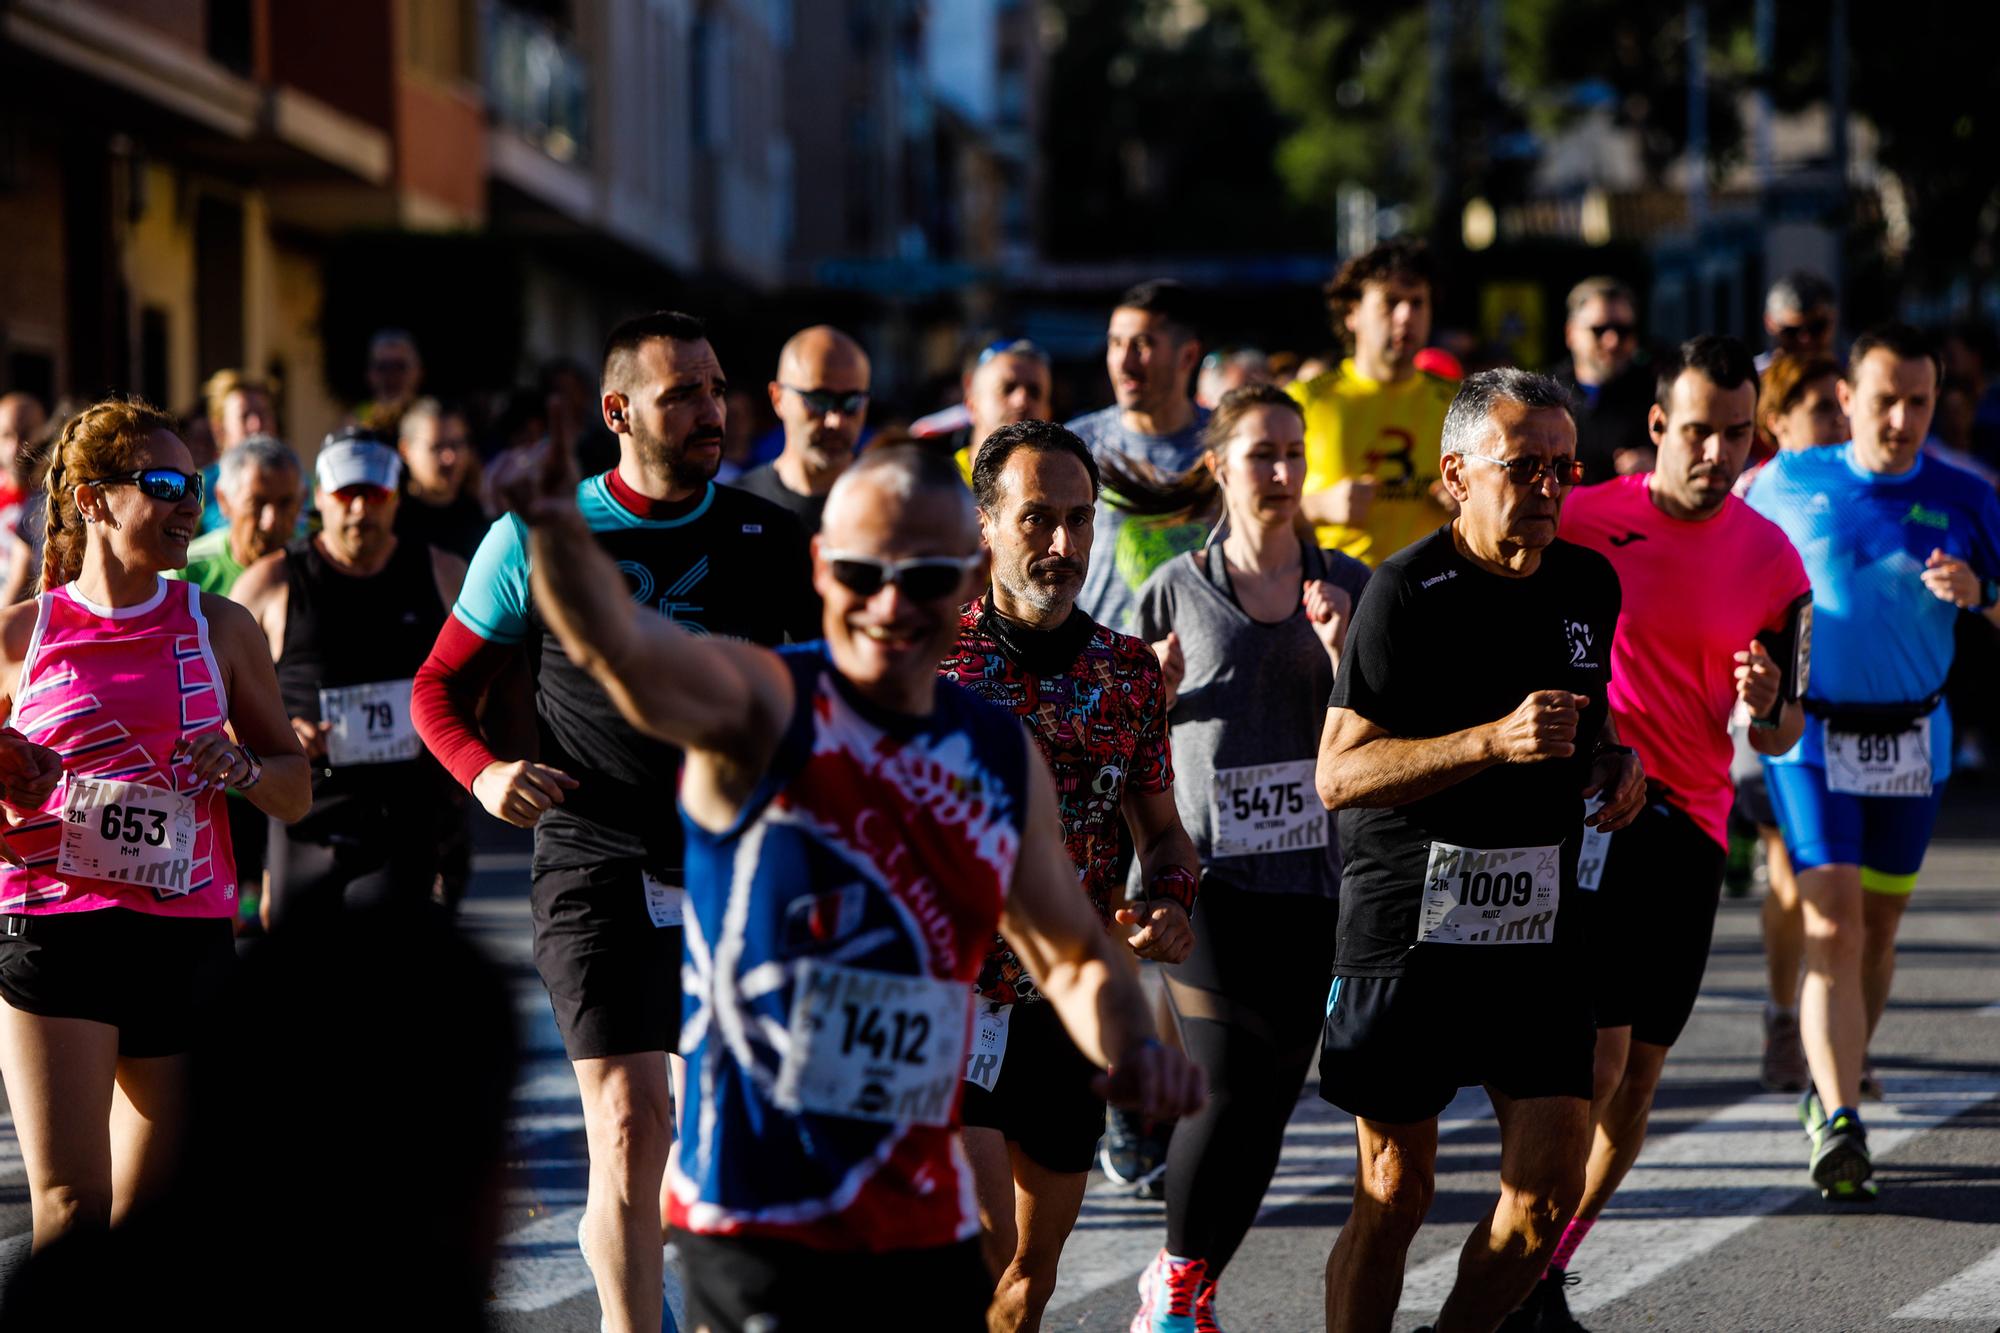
[0, 578, 237, 916]
[1560, 475, 1810, 848]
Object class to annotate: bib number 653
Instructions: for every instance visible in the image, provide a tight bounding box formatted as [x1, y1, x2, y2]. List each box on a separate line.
[97, 802, 168, 848]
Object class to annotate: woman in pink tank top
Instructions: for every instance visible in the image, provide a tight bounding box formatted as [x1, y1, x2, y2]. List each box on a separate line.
[0, 399, 308, 1251]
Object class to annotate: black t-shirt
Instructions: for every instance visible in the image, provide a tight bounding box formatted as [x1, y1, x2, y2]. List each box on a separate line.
[1327, 527, 1621, 976]
[395, 491, 492, 562]
[732, 463, 827, 536]
[489, 480, 816, 877]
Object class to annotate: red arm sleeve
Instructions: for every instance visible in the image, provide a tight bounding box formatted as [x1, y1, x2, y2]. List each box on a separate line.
[414, 614, 521, 792]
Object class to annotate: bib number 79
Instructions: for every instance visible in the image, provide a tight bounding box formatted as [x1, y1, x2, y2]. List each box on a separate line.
[363, 701, 395, 734]
[97, 802, 168, 848]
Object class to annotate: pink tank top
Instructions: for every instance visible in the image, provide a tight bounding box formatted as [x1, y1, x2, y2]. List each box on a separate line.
[0, 578, 237, 917]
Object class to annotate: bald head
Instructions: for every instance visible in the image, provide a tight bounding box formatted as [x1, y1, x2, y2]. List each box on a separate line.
[822, 445, 978, 553]
[778, 325, 870, 386]
[771, 327, 872, 486]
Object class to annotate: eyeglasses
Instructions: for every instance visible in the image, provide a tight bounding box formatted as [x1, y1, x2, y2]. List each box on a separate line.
[1590, 323, 1635, 341]
[1458, 453, 1585, 488]
[88, 469, 204, 505]
[330, 484, 393, 505]
[1775, 316, 1832, 341]
[783, 385, 870, 416]
[823, 551, 981, 602]
[978, 338, 1051, 368]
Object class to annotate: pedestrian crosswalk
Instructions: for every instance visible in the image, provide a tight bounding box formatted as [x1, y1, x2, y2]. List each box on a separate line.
[454, 871, 2000, 1330]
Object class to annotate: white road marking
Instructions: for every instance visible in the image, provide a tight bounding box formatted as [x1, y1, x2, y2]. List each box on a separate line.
[1893, 1243, 2000, 1322]
[1049, 1087, 1495, 1311]
[1395, 1072, 1997, 1318]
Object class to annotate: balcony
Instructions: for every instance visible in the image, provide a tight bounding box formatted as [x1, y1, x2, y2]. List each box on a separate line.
[485, 3, 590, 166]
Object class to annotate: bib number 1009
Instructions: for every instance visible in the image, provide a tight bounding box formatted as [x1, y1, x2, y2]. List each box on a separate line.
[97, 803, 169, 847]
[1452, 868, 1536, 908]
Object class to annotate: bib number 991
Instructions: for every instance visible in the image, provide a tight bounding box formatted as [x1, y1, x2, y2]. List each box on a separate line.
[97, 802, 168, 848]
[1852, 734, 1900, 764]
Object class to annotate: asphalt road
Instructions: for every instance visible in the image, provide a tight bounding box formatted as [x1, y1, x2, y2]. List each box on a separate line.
[0, 799, 1994, 1332]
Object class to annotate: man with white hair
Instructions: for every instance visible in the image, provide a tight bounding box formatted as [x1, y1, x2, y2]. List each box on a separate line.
[175, 436, 303, 596]
[1314, 368, 1643, 1332]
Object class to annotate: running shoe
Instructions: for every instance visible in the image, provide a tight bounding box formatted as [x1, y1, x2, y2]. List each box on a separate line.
[1102, 1107, 1171, 1196]
[1130, 1250, 1206, 1333]
[1808, 1109, 1877, 1203]
[1760, 1009, 1809, 1092]
[1193, 1276, 1223, 1333]
[1797, 1087, 1828, 1139]
[1520, 1267, 1588, 1331]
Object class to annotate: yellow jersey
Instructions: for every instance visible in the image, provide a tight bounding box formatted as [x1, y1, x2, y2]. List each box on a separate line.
[1288, 359, 1459, 564]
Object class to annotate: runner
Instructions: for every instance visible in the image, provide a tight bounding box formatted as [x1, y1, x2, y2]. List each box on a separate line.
[924, 339, 1053, 484]
[0, 398, 308, 1248]
[1069, 279, 1210, 635]
[1289, 237, 1460, 566]
[1732, 352, 1848, 1093]
[411, 311, 813, 1333]
[494, 437, 1205, 1333]
[173, 436, 303, 596]
[1513, 336, 1811, 1328]
[734, 325, 871, 536]
[1123, 385, 1371, 1333]
[394, 398, 491, 561]
[936, 420, 1200, 1333]
[233, 432, 464, 927]
[1746, 323, 2000, 1201]
[1313, 369, 1643, 1333]
[169, 434, 304, 931]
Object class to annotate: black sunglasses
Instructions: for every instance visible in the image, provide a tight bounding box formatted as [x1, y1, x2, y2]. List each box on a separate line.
[88, 469, 204, 505]
[1776, 316, 1832, 340]
[824, 552, 980, 602]
[1590, 323, 1635, 341]
[783, 385, 870, 416]
[1459, 453, 1585, 488]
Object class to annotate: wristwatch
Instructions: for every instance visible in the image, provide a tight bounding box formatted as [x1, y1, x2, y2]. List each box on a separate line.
[237, 743, 265, 792]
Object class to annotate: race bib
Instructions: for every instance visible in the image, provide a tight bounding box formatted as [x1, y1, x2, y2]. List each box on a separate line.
[1576, 797, 1612, 893]
[774, 961, 969, 1128]
[1825, 719, 1931, 796]
[57, 777, 196, 893]
[643, 872, 684, 928]
[1417, 841, 1560, 946]
[319, 679, 419, 767]
[1211, 760, 1324, 858]
[962, 1001, 1012, 1093]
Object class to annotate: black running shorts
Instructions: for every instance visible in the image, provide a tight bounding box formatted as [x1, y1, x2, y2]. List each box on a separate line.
[0, 909, 234, 1057]
[531, 860, 682, 1061]
[1577, 796, 1728, 1048]
[677, 1232, 989, 1333]
[1319, 958, 1595, 1124]
[958, 996, 1105, 1174]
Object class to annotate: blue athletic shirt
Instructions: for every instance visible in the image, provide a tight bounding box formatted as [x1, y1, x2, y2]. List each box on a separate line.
[1746, 443, 2000, 778]
[453, 473, 813, 874]
[669, 644, 1030, 1252]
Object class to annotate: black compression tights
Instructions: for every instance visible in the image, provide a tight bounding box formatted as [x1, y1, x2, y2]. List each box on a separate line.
[1162, 1002, 1319, 1276]
[1161, 881, 1335, 1277]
